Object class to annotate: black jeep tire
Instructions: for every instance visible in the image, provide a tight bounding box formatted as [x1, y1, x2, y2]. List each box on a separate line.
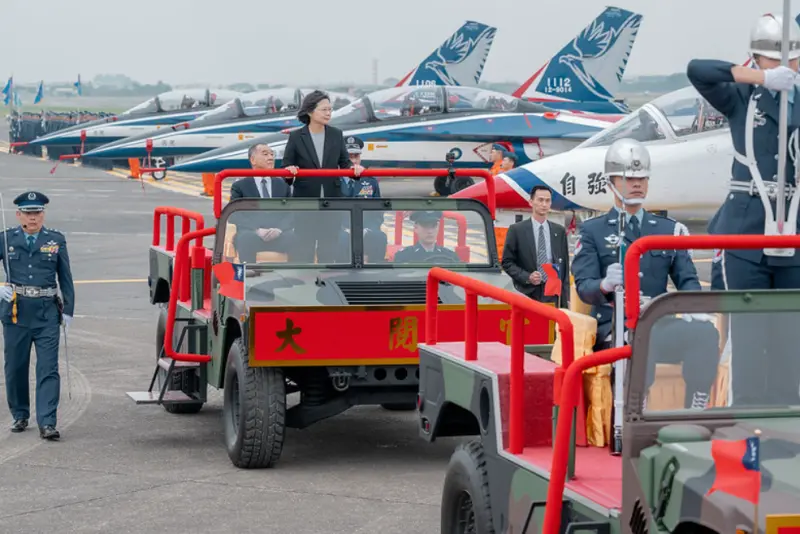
[441, 440, 495, 534]
[381, 402, 417, 411]
[156, 305, 203, 415]
[223, 338, 286, 469]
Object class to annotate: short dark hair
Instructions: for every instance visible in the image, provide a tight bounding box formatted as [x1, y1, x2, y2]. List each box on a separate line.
[297, 90, 330, 125]
[530, 185, 551, 198]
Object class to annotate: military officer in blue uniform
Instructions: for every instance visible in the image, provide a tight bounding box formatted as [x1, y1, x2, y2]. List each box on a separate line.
[571, 138, 720, 409]
[687, 13, 800, 406]
[393, 211, 461, 264]
[1, 192, 74, 439]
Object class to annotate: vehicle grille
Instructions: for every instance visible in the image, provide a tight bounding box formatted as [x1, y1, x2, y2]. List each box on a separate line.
[335, 281, 441, 305]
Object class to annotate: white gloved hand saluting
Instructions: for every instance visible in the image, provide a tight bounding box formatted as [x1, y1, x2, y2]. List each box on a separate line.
[600, 263, 623, 293]
[763, 65, 798, 92]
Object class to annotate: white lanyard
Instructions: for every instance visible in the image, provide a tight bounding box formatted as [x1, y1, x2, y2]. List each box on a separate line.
[731, 94, 800, 255]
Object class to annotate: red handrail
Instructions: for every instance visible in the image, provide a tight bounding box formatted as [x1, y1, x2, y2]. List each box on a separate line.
[163, 226, 216, 363]
[152, 206, 205, 251]
[624, 234, 800, 328]
[542, 346, 631, 534]
[437, 211, 468, 247]
[425, 267, 574, 454]
[213, 168, 497, 220]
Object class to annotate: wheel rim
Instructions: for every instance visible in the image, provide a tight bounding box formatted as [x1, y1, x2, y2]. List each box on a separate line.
[454, 490, 476, 534]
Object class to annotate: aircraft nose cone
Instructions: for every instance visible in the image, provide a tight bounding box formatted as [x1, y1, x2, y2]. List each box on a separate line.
[450, 173, 531, 210]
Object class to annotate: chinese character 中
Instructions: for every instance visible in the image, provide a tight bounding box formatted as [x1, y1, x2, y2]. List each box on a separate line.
[560, 173, 576, 196]
[587, 172, 607, 195]
[389, 316, 418, 352]
[276, 318, 306, 354]
[499, 317, 531, 346]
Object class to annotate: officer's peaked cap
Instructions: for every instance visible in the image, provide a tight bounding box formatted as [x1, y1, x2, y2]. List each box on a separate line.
[410, 210, 442, 224]
[13, 191, 49, 212]
[345, 135, 364, 154]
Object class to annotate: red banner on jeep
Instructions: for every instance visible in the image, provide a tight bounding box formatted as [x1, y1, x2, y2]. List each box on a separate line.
[248, 304, 553, 366]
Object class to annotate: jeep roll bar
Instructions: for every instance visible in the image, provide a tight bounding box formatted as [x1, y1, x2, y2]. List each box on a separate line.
[212, 168, 497, 220]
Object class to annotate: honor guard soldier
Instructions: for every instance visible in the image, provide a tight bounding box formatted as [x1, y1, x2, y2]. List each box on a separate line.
[393, 211, 461, 264]
[571, 138, 720, 409]
[1, 191, 74, 439]
[687, 13, 800, 406]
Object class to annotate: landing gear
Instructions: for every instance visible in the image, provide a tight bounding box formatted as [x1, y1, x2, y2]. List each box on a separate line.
[223, 338, 286, 469]
[441, 441, 495, 534]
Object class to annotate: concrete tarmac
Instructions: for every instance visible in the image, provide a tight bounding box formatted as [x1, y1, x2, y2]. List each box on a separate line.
[0, 148, 716, 533]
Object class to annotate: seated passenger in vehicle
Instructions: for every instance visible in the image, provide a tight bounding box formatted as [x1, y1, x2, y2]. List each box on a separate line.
[393, 211, 461, 264]
[230, 143, 294, 262]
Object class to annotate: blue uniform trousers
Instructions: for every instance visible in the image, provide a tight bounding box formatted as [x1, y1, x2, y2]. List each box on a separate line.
[3, 320, 61, 427]
[721, 252, 800, 406]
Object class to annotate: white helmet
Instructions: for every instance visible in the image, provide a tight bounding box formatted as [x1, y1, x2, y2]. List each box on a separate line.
[604, 138, 651, 179]
[750, 13, 800, 60]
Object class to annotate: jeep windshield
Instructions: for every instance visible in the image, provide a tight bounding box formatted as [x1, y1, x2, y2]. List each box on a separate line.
[633, 290, 800, 418]
[218, 198, 494, 269]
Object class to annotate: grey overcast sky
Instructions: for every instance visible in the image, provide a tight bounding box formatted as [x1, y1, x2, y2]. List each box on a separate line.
[2, 0, 791, 86]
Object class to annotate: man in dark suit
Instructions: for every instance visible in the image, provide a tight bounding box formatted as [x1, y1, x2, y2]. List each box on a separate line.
[501, 185, 570, 307]
[230, 143, 293, 263]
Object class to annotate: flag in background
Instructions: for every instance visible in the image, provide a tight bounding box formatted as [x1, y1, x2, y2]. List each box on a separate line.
[74, 75, 82, 96]
[542, 263, 561, 297]
[212, 261, 244, 300]
[706, 435, 761, 504]
[1, 76, 11, 96]
[33, 81, 43, 104]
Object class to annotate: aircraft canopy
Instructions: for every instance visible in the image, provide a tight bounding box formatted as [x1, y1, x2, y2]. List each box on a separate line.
[330, 85, 548, 125]
[121, 88, 242, 116]
[577, 86, 729, 148]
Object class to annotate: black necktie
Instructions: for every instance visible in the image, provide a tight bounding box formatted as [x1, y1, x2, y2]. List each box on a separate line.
[260, 178, 270, 198]
[626, 215, 640, 240]
[537, 224, 548, 282]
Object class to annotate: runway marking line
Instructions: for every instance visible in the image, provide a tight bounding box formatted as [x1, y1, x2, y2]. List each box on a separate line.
[75, 278, 147, 285]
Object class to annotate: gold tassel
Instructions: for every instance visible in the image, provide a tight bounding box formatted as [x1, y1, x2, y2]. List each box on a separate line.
[11, 291, 17, 324]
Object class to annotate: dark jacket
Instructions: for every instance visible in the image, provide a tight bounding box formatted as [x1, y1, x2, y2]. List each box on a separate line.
[229, 176, 293, 232]
[501, 217, 570, 307]
[281, 124, 352, 198]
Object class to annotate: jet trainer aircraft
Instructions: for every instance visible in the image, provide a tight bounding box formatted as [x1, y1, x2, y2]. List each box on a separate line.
[167, 84, 612, 175]
[82, 87, 354, 160]
[82, 20, 499, 162]
[451, 85, 733, 213]
[83, 7, 641, 165]
[28, 88, 243, 148]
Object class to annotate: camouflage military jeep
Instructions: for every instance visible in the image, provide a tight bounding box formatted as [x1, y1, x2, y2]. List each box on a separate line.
[130, 190, 560, 470]
[418, 286, 800, 533]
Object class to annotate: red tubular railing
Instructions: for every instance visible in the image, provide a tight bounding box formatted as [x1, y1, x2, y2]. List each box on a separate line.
[163, 226, 216, 363]
[425, 267, 574, 454]
[213, 168, 497, 220]
[542, 346, 631, 534]
[152, 206, 205, 251]
[624, 234, 800, 328]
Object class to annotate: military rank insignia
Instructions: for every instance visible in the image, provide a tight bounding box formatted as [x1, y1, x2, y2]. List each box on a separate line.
[40, 241, 59, 254]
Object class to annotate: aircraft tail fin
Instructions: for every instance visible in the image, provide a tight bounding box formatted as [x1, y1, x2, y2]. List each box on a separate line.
[512, 6, 643, 114]
[395, 20, 497, 87]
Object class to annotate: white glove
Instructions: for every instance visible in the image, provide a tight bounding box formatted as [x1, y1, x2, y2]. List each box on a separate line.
[763, 65, 798, 92]
[600, 263, 623, 293]
[0, 285, 12, 302]
[62, 314, 73, 332]
[681, 313, 714, 323]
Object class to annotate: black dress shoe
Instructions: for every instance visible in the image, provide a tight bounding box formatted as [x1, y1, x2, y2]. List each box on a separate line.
[39, 426, 60, 440]
[10, 419, 28, 433]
